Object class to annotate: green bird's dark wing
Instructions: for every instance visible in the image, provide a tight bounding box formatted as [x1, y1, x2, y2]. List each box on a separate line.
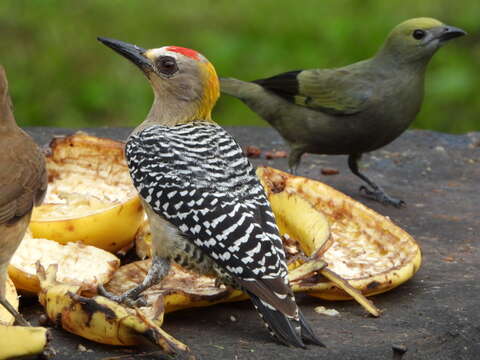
[253, 68, 372, 115]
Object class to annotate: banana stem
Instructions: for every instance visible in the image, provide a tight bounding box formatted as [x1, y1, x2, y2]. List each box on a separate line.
[319, 268, 381, 317]
[288, 259, 327, 282]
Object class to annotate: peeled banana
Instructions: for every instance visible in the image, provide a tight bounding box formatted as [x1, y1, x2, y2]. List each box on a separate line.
[37, 263, 193, 358]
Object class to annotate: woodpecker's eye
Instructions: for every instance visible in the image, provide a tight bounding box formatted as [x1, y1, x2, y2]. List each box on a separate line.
[156, 56, 178, 75]
[412, 29, 426, 40]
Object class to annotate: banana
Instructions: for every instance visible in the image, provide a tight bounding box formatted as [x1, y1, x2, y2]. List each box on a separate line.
[29, 133, 144, 253]
[37, 264, 194, 358]
[133, 167, 416, 315]
[0, 276, 18, 325]
[256, 167, 422, 300]
[0, 325, 50, 360]
[104, 257, 331, 316]
[130, 193, 376, 316]
[9, 232, 119, 294]
[257, 170, 331, 258]
[106, 260, 247, 314]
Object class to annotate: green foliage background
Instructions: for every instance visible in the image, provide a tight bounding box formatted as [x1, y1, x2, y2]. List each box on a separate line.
[0, 0, 478, 132]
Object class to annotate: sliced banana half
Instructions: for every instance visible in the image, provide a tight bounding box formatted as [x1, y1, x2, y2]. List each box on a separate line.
[29, 132, 144, 253]
[256, 166, 421, 300]
[9, 231, 120, 294]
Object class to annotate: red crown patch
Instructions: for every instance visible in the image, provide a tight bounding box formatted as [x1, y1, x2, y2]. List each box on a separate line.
[166, 46, 200, 61]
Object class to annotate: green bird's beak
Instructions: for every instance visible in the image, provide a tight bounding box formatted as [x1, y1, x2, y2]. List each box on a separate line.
[98, 37, 153, 72]
[436, 25, 467, 42]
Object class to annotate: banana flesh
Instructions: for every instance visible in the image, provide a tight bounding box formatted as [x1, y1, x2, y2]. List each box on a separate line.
[37, 263, 194, 358]
[9, 232, 120, 294]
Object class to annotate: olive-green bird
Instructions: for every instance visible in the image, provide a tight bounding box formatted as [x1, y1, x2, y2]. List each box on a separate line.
[221, 18, 466, 207]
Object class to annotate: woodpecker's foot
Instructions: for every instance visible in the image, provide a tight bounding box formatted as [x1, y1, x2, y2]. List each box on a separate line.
[0, 298, 30, 326]
[98, 255, 170, 307]
[286, 252, 309, 266]
[97, 284, 148, 307]
[359, 185, 405, 207]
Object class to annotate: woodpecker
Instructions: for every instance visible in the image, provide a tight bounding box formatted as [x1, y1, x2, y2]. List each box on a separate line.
[0, 66, 47, 326]
[97, 37, 323, 348]
[221, 18, 466, 207]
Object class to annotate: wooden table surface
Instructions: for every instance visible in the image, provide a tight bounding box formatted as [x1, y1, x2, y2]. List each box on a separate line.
[21, 127, 480, 360]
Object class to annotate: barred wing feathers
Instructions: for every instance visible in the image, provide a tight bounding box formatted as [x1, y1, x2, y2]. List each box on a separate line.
[126, 123, 295, 315]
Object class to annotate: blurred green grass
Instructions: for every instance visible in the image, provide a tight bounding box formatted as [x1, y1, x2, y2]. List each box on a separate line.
[0, 0, 478, 132]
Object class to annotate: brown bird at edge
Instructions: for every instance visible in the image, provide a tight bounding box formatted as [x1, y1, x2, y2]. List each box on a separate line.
[0, 66, 47, 326]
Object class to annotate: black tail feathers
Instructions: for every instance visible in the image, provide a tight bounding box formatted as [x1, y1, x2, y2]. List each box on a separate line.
[249, 292, 324, 348]
[298, 309, 325, 347]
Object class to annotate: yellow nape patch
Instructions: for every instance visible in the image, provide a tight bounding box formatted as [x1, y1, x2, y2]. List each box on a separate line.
[395, 17, 444, 32]
[196, 61, 220, 121]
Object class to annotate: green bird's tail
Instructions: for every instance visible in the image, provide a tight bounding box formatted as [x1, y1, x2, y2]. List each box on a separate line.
[220, 77, 261, 99]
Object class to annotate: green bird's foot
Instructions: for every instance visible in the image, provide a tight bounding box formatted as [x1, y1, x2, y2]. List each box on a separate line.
[359, 185, 405, 207]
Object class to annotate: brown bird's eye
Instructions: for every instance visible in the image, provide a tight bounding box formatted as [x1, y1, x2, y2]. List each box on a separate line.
[156, 56, 178, 75]
[412, 29, 426, 40]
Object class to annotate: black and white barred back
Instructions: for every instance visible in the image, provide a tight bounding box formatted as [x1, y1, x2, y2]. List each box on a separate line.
[126, 122, 287, 278]
[125, 122, 320, 347]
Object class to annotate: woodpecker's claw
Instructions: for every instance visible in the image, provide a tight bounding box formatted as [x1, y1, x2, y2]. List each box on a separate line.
[97, 284, 147, 307]
[98, 256, 171, 307]
[359, 185, 405, 207]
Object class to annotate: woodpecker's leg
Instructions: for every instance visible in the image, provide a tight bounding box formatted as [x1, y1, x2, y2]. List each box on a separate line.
[98, 255, 170, 307]
[348, 153, 405, 207]
[288, 147, 304, 175]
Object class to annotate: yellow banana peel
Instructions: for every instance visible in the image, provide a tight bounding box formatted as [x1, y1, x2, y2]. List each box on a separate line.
[106, 260, 247, 313]
[37, 264, 194, 358]
[132, 167, 418, 316]
[29, 133, 144, 253]
[256, 167, 421, 301]
[105, 257, 329, 315]
[0, 325, 50, 360]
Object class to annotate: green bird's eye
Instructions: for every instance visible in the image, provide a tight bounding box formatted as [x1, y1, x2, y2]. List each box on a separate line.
[412, 29, 426, 40]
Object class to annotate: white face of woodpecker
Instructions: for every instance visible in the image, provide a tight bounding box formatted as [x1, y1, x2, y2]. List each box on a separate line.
[143, 47, 211, 103]
[98, 38, 218, 105]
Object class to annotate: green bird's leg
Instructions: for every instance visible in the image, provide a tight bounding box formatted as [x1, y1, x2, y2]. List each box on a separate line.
[288, 147, 304, 175]
[347, 153, 405, 207]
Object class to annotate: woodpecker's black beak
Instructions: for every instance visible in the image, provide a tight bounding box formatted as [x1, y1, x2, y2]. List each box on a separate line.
[436, 25, 467, 42]
[98, 37, 152, 72]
